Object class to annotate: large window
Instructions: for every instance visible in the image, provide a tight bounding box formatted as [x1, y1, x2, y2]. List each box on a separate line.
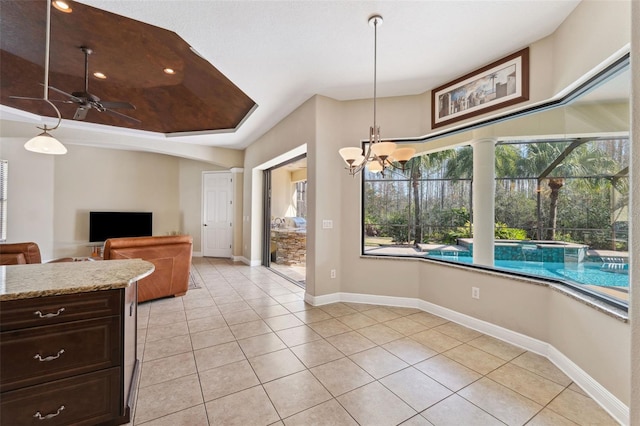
[363, 61, 630, 309]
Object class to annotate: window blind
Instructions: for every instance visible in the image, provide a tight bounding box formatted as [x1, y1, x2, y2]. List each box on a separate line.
[0, 160, 7, 242]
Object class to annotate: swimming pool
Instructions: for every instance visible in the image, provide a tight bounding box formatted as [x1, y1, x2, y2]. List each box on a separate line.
[426, 255, 629, 288]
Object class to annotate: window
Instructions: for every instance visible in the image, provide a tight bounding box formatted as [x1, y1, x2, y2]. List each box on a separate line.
[362, 61, 630, 309]
[0, 160, 7, 242]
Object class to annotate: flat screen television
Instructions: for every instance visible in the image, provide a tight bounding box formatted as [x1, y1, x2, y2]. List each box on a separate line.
[89, 211, 153, 242]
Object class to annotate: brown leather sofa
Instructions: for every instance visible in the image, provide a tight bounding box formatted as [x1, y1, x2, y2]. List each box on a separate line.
[0, 242, 43, 264]
[0, 242, 75, 265]
[102, 235, 193, 303]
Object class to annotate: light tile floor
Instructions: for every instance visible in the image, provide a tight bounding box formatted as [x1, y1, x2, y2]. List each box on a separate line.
[129, 257, 619, 425]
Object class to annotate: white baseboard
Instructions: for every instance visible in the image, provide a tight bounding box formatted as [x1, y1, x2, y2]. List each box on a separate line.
[192, 251, 202, 257]
[547, 346, 629, 425]
[237, 256, 261, 266]
[304, 291, 628, 425]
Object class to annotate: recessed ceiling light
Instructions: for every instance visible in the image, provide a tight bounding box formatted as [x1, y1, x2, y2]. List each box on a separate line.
[52, 0, 72, 13]
[163, 68, 176, 75]
[93, 72, 107, 79]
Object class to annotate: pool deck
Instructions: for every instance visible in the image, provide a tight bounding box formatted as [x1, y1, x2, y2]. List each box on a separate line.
[585, 284, 628, 302]
[415, 243, 467, 253]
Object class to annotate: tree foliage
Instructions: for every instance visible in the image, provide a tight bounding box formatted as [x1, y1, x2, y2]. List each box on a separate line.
[363, 138, 629, 251]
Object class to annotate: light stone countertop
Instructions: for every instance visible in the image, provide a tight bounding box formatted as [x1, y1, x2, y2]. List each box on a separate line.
[0, 259, 155, 301]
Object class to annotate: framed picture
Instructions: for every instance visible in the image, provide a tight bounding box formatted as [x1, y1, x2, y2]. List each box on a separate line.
[431, 47, 529, 129]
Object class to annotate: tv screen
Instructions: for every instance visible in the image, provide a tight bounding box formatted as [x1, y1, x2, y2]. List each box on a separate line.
[89, 211, 153, 242]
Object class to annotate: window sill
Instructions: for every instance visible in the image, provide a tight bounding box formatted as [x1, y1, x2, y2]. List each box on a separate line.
[360, 253, 629, 323]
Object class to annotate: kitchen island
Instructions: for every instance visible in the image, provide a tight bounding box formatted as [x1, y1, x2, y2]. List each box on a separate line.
[0, 259, 154, 425]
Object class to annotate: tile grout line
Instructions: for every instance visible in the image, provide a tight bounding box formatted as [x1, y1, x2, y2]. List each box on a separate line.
[134, 259, 612, 425]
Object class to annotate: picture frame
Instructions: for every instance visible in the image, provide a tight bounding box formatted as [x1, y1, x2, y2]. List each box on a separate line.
[431, 47, 529, 129]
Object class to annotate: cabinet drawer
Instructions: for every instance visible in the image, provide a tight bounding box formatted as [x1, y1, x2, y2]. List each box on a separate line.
[1, 290, 121, 332]
[1, 316, 121, 392]
[1, 367, 121, 426]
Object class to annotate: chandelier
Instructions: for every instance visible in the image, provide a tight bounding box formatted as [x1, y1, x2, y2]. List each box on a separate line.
[338, 15, 414, 176]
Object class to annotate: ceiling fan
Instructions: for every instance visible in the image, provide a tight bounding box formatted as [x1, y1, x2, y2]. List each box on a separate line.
[45, 46, 140, 124]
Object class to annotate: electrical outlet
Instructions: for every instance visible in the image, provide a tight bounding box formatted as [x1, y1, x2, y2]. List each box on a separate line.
[330, 269, 336, 279]
[472, 287, 480, 299]
[322, 220, 333, 229]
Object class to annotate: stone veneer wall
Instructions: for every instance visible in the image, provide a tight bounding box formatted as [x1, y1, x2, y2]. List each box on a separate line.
[274, 230, 306, 266]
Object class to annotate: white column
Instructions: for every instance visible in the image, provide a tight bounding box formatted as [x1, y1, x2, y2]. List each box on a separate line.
[472, 138, 496, 266]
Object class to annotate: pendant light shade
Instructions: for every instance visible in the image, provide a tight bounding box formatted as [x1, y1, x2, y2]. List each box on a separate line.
[339, 147, 364, 165]
[367, 161, 383, 173]
[371, 141, 397, 159]
[24, 129, 68, 155]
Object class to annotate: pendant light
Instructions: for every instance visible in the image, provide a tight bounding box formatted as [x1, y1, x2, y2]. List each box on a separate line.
[338, 15, 414, 176]
[25, 0, 67, 155]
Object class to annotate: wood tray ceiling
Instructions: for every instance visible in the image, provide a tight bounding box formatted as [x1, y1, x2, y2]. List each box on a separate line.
[0, 1, 256, 134]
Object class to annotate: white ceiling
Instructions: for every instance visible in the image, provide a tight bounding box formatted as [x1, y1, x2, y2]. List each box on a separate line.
[1, 0, 581, 152]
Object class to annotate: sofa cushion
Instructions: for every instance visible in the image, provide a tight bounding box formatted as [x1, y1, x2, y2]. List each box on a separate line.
[0, 252, 26, 265]
[0, 242, 42, 265]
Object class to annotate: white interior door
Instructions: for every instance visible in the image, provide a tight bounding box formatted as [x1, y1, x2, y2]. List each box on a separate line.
[203, 172, 233, 257]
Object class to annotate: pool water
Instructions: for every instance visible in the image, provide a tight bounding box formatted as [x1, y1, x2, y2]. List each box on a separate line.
[427, 255, 629, 288]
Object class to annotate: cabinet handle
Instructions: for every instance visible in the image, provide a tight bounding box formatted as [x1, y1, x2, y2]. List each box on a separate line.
[34, 308, 65, 318]
[33, 405, 65, 420]
[34, 349, 65, 362]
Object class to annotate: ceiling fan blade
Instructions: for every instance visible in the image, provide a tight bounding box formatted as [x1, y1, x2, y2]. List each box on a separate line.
[9, 95, 45, 101]
[100, 101, 136, 110]
[104, 108, 141, 125]
[42, 84, 83, 103]
[73, 106, 89, 120]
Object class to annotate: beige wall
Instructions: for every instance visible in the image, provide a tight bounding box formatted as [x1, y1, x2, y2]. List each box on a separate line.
[270, 167, 295, 219]
[242, 97, 316, 263]
[178, 158, 226, 254]
[53, 145, 181, 258]
[0, 138, 55, 260]
[552, 0, 630, 96]
[0, 0, 633, 416]
[0, 142, 221, 259]
[241, 0, 632, 411]
[629, 0, 639, 423]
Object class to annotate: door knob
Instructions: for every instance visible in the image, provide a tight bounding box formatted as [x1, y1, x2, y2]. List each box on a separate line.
[203, 224, 208, 226]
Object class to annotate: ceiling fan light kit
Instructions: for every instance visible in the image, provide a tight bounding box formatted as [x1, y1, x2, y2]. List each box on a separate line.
[25, 130, 68, 155]
[338, 14, 415, 176]
[22, 0, 67, 155]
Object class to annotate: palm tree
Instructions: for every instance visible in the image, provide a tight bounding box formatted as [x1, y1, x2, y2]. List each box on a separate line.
[521, 140, 620, 240]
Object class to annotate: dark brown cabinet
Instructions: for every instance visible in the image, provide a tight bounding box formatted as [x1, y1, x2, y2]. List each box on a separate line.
[0, 285, 138, 425]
